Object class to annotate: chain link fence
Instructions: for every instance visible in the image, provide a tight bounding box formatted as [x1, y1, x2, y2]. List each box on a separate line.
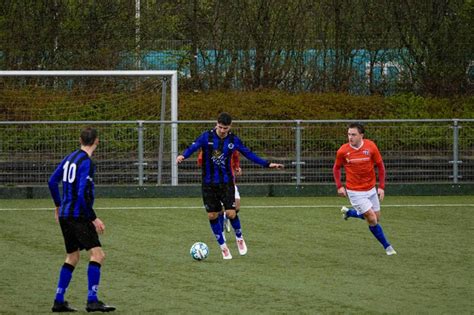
[0, 119, 473, 187]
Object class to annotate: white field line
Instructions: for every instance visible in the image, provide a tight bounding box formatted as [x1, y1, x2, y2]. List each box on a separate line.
[0, 204, 473, 211]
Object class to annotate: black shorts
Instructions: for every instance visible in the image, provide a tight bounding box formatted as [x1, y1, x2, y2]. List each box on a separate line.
[59, 218, 101, 253]
[202, 183, 236, 213]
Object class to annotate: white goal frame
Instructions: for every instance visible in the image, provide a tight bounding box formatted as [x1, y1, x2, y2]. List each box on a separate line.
[0, 70, 180, 185]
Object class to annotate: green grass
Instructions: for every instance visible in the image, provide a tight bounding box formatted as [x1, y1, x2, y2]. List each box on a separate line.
[1, 196, 473, 314]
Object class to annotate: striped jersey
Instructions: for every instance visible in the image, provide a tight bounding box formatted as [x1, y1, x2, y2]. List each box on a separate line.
[182, 128, 270, 184]
[48, 149, 97, 220]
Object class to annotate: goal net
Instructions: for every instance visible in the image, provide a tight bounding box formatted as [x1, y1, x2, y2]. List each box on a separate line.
[0, 70, 179, 186]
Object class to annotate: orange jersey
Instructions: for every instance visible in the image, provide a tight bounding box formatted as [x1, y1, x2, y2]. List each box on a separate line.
[197, 150, 240, 176]
[333, 139, 384, 191]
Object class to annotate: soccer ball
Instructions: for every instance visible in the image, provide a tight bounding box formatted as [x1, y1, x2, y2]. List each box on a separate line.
[190, 242, 209, 261]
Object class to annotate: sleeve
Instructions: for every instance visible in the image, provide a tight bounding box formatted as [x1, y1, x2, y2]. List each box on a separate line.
[48, 158, 66, 207]
[333, 150, 344, 189]
[234, 136, 270, 167]
[372, 143, 385, 189]
[376, 161, 386, 189]
[231, 151, 240, 169]
[182, 132, 207, 159]
[197, 150, 203, 166]
[77, 160, 97, 221]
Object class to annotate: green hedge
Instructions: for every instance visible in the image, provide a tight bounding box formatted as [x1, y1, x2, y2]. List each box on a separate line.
[179, 91, 474, 120]
[2, 88, 473, 121]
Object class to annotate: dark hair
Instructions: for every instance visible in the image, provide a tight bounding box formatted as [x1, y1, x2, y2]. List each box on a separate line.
[348, 122, 365, 135]
[80, 127, 98, 146]
[217, 112, 232, 126]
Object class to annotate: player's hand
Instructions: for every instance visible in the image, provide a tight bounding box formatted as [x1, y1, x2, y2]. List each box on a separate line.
[234, 167, 242, 176]
[93, 218, 106, 234]
[269, 163, 284, 169]
[54, 206, 59, 223]
[377, 188, 385, 201]
[337, 186, 347, 197]
[176, 155, 185, 164]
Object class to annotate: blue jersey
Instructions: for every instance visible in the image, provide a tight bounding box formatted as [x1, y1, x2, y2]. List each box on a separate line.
[182, 129, 270, 184]
[48, 149, 97, 220]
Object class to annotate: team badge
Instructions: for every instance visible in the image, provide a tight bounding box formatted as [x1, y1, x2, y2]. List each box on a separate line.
[363, 149, 369, 156]
[228, 143, 234, 149]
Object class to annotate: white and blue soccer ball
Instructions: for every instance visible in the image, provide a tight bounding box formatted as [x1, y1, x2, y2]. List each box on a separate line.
[190, 242, 209, 261]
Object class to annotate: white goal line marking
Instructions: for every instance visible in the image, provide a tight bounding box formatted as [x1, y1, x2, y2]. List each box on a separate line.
[0, 204, 473, 211]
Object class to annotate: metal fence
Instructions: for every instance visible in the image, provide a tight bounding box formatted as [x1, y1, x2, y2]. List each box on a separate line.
[0, 119, 473, 187]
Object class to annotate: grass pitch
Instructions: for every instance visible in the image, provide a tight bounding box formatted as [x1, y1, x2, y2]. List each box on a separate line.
[1, 196, 473, 314]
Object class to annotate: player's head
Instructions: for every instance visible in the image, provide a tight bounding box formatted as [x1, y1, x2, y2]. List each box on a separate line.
[80, 127, 99, 146]
[348, 122, 365, 135]
[347, 123, 364, 147]
[216, 112, 232, 138]
[217, 112, 232, 126]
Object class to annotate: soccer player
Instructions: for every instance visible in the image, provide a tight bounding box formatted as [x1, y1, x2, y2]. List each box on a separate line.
[333, 123, 396, 256]
[48, 127, 116, 312]
[198, 150, 241, 233]
[177, 112, 284, 260]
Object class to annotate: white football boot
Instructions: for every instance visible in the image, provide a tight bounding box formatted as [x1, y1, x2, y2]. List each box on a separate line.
[221, 243, 232, 260]
[385, 245, 397, 256]
[341, 206, 349, 220]
[236, 237, 247, 256]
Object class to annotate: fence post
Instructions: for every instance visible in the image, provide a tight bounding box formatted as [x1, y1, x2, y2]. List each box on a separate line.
[292, 120, 304, 186]
[450, 119, 462, 183]
[137, 120, 146, 186]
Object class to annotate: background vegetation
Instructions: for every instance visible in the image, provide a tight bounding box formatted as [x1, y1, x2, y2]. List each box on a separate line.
[1, 0, 473, 96]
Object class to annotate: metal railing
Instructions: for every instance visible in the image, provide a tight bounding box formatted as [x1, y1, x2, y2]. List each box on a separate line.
[0, 119, 473, 186]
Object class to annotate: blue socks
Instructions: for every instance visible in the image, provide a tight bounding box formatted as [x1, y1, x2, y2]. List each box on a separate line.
[230, 215, 243, 238]
[87, 261, 101, 303]
[369, 224, 390, 249]
[209, 218, 225, 245]
[55, 261, 103, 303]
[347, 208, 365, 220]
[54, 263, 75, 302]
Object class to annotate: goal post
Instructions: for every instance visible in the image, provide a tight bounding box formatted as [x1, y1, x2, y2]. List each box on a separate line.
[0, 70, 180, 186]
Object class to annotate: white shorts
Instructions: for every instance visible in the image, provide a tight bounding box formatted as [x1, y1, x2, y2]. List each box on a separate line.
[346, 187, 380, 214]
[235, 185, 240, 200]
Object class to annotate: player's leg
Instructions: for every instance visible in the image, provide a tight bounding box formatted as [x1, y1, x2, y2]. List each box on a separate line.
[368, 192, 396, 255]
[348, 189, 396, 255]
[222, 184, 247, 255]
[78, 221, 116, 312]
[225, 185, 240, 233]
[85, 248, 116, 311]
[340, 206, 364, 220]
[364, 210, 395, 254]
[203, 185, 231, 259]
[53, 251, 79, 312]
[218, 208, 226, 241]
[52, 220, 80, 312]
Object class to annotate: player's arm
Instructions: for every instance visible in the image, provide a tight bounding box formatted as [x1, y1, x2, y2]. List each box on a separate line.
[235, 137, 284, 168]
[76, 161, 105, 233]
[48, 158, 66, 220]
[375, 157, 386, 201]
[176, 133, 206, 164]
[232, 151, 242, 176]
[333, 152, 346, 197]
[197, 150, 203, 167]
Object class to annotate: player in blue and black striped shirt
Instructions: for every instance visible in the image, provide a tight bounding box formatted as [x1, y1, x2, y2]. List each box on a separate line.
[48, 127, 115, 312]
[177, 113, 284, 260]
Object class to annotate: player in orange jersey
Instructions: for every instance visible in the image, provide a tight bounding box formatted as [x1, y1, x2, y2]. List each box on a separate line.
[333, 123, 396, 255]
[197, 150, 241, 233]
